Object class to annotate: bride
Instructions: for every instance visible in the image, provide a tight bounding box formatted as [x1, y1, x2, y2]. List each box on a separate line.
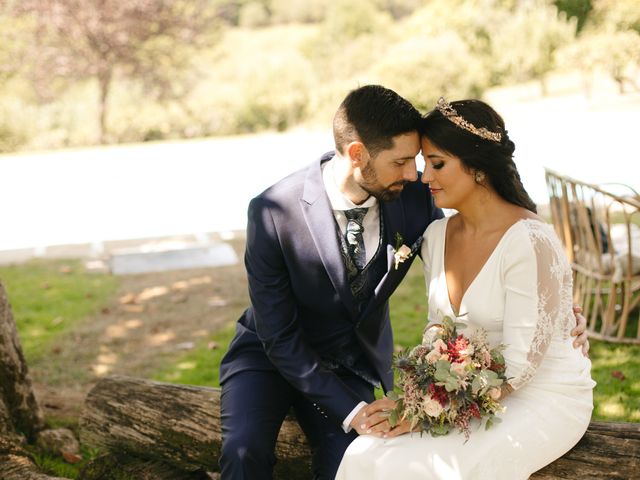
[335, 98, 595, 479]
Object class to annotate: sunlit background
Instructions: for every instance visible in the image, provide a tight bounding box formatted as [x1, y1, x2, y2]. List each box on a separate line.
[0, 0, 638, 253]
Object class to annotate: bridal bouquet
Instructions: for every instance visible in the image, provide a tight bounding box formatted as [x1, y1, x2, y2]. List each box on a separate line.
[387, 316, 508, 440]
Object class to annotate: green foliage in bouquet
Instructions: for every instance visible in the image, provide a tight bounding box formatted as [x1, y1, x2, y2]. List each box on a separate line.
[389, 315, 509, 440]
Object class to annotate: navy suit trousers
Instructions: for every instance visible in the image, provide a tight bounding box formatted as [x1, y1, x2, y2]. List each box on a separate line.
[219, 369, 375, 480]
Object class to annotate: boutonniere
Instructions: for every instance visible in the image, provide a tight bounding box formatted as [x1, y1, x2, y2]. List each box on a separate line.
[393, 233, 413, 270]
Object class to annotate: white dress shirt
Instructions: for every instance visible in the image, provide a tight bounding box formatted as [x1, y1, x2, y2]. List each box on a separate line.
[322, 158, 380, 265]
[322, 157, 377, 432]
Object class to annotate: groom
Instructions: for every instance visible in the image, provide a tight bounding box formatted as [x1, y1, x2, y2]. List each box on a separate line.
[218, 85, 587, 480]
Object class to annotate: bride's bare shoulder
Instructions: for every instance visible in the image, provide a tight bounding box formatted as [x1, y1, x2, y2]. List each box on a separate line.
[512, 206, 540, 223]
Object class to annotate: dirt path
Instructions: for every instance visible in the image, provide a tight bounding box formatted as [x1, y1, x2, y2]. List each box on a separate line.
[31, 238, 249, 425]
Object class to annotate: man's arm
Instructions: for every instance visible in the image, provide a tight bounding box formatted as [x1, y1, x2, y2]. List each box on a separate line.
[245, 197, 364, 422]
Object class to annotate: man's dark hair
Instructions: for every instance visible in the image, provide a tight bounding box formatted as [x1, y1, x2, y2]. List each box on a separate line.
[333, 85, 421, 157]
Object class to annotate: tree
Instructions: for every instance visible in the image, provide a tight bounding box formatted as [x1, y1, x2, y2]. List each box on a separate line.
[0, 281, 66, 480]
[555, 0, 593, 32]
[14, 0, 220, 144]
[589, 0, 640, 34]
[0, 2, 32, 86]
[559, 30, 640, 95]
[488, 0, 576, 94]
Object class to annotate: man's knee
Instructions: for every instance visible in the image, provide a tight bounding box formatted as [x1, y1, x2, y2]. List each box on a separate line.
[221, 427, 275, 467]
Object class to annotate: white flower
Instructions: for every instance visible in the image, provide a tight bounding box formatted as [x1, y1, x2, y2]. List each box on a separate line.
[422, 324, 444, 348]
[489, 387, 502, 401]
[393, 244, 412, 269]
[458, 344, 475, 359]
[433, 338, 447, 352]
[423, 396, 444, 417]
[426, 349, 442, 364]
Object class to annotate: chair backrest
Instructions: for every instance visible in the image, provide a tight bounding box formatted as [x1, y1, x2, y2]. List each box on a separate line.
[545, 169, 640, 343]
[545, 169, 640, 279]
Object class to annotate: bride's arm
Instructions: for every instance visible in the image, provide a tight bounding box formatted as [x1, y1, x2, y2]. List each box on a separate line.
[500, 224, 573, 393]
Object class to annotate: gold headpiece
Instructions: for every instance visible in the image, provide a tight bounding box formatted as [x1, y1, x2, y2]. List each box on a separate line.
[435, 97, 502, 143]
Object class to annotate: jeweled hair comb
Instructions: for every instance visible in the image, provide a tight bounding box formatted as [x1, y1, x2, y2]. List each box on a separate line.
[435, 97, 502, 143]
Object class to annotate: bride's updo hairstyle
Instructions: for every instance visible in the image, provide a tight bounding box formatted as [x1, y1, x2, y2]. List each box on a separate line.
[420, 99, 537, 213]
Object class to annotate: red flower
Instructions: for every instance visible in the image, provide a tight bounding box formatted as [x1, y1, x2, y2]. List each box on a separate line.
[447, 334, 468, 363]
[468, 402, 481, 419]
[428, 383, 449, 407]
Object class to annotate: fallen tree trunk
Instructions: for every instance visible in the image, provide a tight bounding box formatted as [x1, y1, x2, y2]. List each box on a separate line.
[80, 375, 311, 478]
[80, 375, 640, 479]
[531, 421, 640, 479]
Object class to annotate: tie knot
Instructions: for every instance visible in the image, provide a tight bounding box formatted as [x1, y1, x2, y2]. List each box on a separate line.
[344, 208, 368, 225]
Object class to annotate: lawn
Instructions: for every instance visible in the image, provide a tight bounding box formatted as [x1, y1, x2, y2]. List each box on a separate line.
[1, 254, 638, 477]
[157, 257, 640, 422]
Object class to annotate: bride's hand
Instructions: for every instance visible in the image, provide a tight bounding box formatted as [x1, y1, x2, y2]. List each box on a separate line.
[384, 418, 413, 438]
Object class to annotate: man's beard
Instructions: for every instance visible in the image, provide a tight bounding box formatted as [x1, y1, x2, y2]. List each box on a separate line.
[360, 162, 407, 202]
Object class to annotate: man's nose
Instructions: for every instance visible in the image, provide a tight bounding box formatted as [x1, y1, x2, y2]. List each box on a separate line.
[403, 160, 418, 182]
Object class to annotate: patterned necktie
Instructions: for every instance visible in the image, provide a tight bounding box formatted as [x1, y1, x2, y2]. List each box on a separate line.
[344, 208, 368, 271]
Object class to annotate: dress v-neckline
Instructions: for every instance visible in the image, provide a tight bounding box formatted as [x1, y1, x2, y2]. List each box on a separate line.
[442, 216, 525, 317]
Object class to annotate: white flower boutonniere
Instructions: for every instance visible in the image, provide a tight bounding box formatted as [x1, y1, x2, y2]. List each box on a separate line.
[393, 233, 413, 270]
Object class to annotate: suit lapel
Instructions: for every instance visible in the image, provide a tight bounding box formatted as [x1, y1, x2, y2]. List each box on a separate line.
[301, 157, 359, 318]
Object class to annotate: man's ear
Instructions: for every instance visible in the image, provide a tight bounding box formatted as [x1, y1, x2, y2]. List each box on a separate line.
[347, 141, 367, 168]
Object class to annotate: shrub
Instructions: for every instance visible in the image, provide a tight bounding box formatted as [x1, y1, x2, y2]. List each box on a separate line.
[370, 33, 490, 112]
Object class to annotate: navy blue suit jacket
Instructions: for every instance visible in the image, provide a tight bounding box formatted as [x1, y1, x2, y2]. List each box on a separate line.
[220, 152, 442, 423]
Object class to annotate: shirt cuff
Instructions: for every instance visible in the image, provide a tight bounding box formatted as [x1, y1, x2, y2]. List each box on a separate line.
[342, 401, 368, 433]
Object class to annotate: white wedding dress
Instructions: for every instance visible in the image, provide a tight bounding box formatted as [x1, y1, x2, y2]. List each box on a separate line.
[336, 217, 595, 480]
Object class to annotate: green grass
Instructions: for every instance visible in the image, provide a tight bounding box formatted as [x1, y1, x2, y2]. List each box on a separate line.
[25, 444, 105, 479]
[0, 259, 118, 479]
[589, 340, 640, 421]
[152, 323, 237, 387]
[0, 255, 636, 477]
[0, 259, 119, 363]
[157, 257, 639, 422]
[389, 258, 430, 348]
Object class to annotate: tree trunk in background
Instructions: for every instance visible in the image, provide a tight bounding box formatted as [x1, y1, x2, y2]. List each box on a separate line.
[0, 281, 44, 439]
[0, 281, 68, 480]
[97, 68, 112, 144]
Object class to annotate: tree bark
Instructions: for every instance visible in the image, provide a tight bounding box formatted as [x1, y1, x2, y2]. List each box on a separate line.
[0, 436, 69, 480]
[0, 281, 45, 439]
[80, 375, 311, 478]
[0, 281, 68, 480]
[77, 453, 213, 480]
[81, 375, 640, 479]
[531, 421, 640, 479]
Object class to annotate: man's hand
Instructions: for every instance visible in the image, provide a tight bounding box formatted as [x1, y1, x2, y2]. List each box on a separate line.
[349, 403, 371, 435]
[353, 397, 413, 438]
[571, 305, 590, 357]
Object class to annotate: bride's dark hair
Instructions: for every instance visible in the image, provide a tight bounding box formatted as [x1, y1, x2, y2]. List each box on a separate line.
[420, 99, 537, 213]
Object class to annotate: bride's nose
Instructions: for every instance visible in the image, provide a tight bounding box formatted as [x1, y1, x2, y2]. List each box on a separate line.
[421, 169, 433, 184]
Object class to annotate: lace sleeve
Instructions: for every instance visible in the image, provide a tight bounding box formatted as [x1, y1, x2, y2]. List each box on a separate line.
[502, 220, 574, 391]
